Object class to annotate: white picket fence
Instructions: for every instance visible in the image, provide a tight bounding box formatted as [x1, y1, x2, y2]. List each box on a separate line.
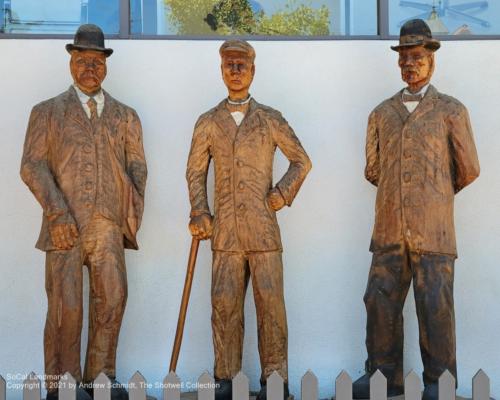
[0, 369, 492, 400]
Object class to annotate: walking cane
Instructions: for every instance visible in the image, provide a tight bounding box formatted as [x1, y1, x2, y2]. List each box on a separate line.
[169, 237, 200, 372]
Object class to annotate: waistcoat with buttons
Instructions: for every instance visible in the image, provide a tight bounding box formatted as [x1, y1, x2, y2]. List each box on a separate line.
[21, 86, 147, 252]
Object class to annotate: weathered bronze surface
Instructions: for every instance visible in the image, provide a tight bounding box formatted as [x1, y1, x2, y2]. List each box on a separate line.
[20, 25, 147, 396]
[186, 39, 311, 399]
[354, 19, 480, 400]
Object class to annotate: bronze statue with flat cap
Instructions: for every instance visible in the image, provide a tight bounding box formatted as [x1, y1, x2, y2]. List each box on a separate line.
[352, 19, 480, 400]
[20, 24, 147, 400]
[186, 39, 311, 400]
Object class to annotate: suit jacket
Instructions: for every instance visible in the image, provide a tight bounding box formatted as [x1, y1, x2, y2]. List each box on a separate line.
[365, 85, 480, 256]
[21, 86, 147, 251]
[186, 98, 312, 252]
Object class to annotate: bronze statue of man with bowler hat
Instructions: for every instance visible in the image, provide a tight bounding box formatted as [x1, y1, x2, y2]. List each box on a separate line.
[20, 24, 147, 400]
[352, 19, 480, 400]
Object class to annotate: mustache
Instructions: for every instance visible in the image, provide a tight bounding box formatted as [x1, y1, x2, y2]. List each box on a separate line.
[80, 72, 99, 80]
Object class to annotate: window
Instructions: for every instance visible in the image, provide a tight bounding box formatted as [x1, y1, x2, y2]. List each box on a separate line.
[0, 0, 120, 34]
[130, 0, 378, 36]
[1, 0, 500, 38]
[389, 0, 500, 36]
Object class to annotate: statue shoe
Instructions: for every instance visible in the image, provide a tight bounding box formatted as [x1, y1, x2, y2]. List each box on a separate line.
[214, 379, 232, 400]
[109, 379, 129, 400]
[352, 373, 371, 399]
[352, 373, 404, 399]
[256, 383, 290, 400]
[422, 383, 439, 400]
[46, 387, 92, 400]
[82, 377, 128, 400]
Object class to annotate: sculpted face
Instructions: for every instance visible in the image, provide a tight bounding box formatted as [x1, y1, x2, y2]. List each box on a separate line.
[221, 51, 255, 101]
[398, 45, 434, 93]
[70, 50, 107, 95]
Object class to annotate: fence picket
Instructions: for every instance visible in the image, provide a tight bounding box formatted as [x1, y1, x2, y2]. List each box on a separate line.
[163, 372, 180, 400]
[23, 372, 41, 400]
[0, 367, 492, 400]
[59, 372, 76, 400]
[335, 370, 352, 400]
[267, 371, 284, 400]
[472, 370, 490, 400]
[93, 373, 111, 400]
[301, 370, 318, 400]
[232, 371, 249, 400]
[198, 372, 214, 400]
[439, 370, 456, 400]
[129, 372, 147, 400]
[370, 370, 387, 400]
[0, 375, 6, 400]
[404, 370, 421, 400]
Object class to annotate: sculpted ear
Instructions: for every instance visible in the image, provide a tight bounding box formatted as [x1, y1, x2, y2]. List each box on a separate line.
[429, 52, 436, 75]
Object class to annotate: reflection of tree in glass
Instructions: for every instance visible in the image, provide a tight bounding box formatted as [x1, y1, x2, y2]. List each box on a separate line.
[164, 0, 330, 35]
[205, 0, 256, 33]
[258, 1, 330, 35]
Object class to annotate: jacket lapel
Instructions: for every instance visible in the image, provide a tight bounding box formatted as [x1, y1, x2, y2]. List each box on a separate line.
[407, 84, 438, 124]
[213, 100, 239, 144]
[389, 89, 411, 124]
[234, 98, 261, 144]
[101, 90, 119, 132]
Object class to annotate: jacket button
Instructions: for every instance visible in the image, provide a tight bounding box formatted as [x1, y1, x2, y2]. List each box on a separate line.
[238, 182, 245, 190]
[85, 182, 93, 190]
[403, 172, 411, 183]
[85, 203, 92, 208]
[403, 197, 411, 207]
[239, 204, 246, 211]
[84, 163, 93, 172]
[236, 160, 244, 167]
[83, 144, 92, 153]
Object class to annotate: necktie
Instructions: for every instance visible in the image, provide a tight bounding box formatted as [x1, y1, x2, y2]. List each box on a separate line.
[87, 97, 98, 123]
[402, 93, 423, 103]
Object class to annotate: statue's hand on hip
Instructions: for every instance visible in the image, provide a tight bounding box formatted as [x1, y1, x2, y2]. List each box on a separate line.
[267, 188, 286, 211]
[49, 214, 79, 250]
[189, 214, 213, 240]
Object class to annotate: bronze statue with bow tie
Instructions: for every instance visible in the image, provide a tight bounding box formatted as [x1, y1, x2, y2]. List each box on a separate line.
[186, 39, 311, 400]
[20, 24, 147, 400]
[352, 19, 480, 400]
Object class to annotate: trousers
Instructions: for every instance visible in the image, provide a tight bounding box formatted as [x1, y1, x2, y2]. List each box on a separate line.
[44, 216, 127, 392]
[363, 246, 457, 387]
[211, 251, 288, 383]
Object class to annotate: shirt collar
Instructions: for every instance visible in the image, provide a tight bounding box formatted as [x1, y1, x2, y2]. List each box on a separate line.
[403, 83, 430, 98]
[73, 84, 105, 105]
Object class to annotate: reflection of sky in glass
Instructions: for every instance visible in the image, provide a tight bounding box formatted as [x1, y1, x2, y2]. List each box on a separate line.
[4, 0, 119, 33]
[390, 0, 500, 35]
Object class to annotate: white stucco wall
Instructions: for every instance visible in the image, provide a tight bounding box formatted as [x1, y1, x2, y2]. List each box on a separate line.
[0, 38, 499, 399]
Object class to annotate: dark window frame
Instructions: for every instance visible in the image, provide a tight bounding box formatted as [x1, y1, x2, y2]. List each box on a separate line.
[1, 0, 500, 40]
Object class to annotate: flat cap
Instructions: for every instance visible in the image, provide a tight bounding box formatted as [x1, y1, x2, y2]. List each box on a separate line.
[219, 39, 255, 61]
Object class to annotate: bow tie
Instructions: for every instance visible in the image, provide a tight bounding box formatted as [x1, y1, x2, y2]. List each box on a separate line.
[402, 93, 423, 103]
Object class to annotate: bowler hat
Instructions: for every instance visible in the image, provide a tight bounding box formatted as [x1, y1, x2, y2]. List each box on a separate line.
[66, 24, 113, 57]
[219, 39, 255, 61]
[391, 19, 440, 52]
